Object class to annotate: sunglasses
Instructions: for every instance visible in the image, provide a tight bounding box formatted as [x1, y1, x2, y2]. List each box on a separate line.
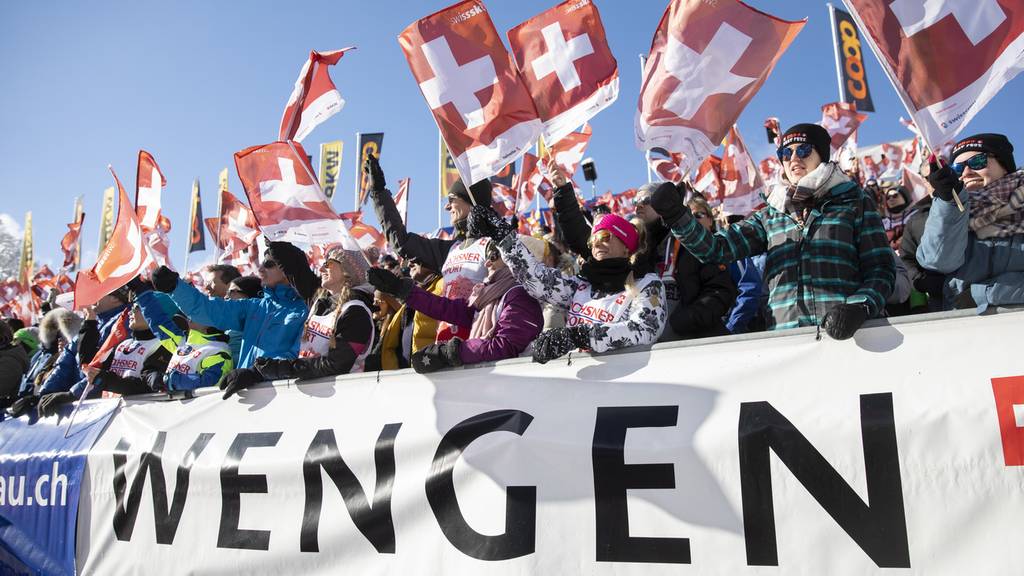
[951, 153, 989, 175]
[777, 142, 815, 162]
[636, 196, 652, 207]
[693, 211, 710, 220]
[592, 230, 615, 243]
[260, 259, 278, 269]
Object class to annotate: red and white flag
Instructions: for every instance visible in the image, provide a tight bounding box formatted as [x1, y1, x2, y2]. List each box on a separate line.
[537, 123, 592, 185]
[135, 150, 172, 269]
[647, 147, 686, 183]
[693, 154, 723, 202]
[279, 48, 355, 143]
[516, 151, 553, 210]
[60, 213, 85, 269]
[902, 165, 930, 203]
[395, 177, 411, 225]
[338, 211, 386, 252]
[508, 0, 618, 144]
[74, 167, 155, 310]
[400, 1, 542, 186]
[236, 140, 355, 246]
[844, 0, 1024, 150]
[491, 182, 517, 216]
[720, 125, 763, 217]
[820, 102, 867, 153]
[758, 156, 783, 186]
[217, 188, 260, 254]
[635, 0, 805, 170]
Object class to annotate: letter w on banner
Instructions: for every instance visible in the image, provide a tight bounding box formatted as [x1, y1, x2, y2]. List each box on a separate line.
[135, 150, 173, 269]
[279, 48, 355, 143]
[843, 0, 1024, 151]
[400, 1, 542, 187]
[508, 0, 618, 145]
[74, 168, 155, 310]
[635, 0, 805, 172]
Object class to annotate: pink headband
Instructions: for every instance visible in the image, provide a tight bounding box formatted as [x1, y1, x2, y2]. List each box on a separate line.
[592, 214, 639, 254]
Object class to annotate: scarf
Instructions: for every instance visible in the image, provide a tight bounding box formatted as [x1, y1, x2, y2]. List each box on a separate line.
[580, 257, 631, 293]
[467, 266, 518, 340]
[968, 170, 1024, 239]
[786, 162, 851, 214]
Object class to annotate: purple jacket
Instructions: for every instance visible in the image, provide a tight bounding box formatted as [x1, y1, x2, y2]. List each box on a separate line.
[404, 284, 543, 364]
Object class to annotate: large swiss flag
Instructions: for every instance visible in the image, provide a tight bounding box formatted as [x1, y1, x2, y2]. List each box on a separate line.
[279, 48, 354, 143]
[844, 0, 1024, 149]
[400, 0, 542, 187]
[636, 0, 804, 170]
[135, 150, 173, 269]
[508, 0, 618, 144]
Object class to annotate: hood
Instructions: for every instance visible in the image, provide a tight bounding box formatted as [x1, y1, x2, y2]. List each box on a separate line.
[39, 308, 82, 347]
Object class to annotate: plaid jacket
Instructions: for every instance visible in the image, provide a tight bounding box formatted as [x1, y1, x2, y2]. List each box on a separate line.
[669, 181, 895, 330]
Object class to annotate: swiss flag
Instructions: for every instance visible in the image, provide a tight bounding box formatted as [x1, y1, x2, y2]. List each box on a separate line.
[516, 151, 553, 210]
[236, 140, 354, 246]
[538, 123, 592, 181]
[648, 146, 687, 183]
[901, 165, 930, 203]
[400, 1, 542, 186]
[135, 150, 173, 269]
[279, 48, 355, 143]
[845, 0, 1024, 149]
[719, 125, 763, 217]
[820, 102, 867, 153]
[217, 188, 260, 254]
[758, 156, 783, 186]
[491, 181, 517, 216]
[693, 154, 724, 202]
[635, 0, 805, 170]
[508, 0, 618, 144]
[60, 212, 85, 269]
[74, 168, 155, 310]
[338, 211, 386, 252]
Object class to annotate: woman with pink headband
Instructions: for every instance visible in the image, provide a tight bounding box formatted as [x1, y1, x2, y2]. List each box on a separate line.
[468, 205, 666, 364]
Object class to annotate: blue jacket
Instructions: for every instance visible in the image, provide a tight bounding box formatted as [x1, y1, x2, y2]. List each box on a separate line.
[17, 344, 59, 396]
[726, 257, 764, 334]
[916, 188, 1024, 312]
[68, 305, 128, 398]
[168, 281, 307, 368]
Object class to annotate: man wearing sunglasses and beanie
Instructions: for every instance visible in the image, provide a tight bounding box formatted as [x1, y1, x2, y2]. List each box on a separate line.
[151, 241, 317, 378]
[917, 133, 1024, 312]
[650, 122, 894, 340]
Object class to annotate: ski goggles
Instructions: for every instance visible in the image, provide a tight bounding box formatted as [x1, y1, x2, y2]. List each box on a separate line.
[951, 153, 990, 175]
[777, 142, 815, 162]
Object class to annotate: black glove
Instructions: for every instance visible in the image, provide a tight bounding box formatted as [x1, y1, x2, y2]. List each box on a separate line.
[927, 160, 963, 202]
[221, 368, 264, 400]
[368, 268, 413, 299]
[532, 325, 592, 364]
[650, 182, 688, 227]
[151, 266, 179, 293]
[821, 303, 870, 341]
[37, 392, 74, 417]
[6, 395, 37, 418]
[253, 357, 296, 381]
[364, 153, 387, 193]
[411, 338, 463, 374]
[467, 205, 516, 241]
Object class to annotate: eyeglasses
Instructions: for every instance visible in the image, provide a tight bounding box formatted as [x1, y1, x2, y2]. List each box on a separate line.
[260, 259, 278, 269]
[951, 153, 990, 175]
[777, 143, 815, 162]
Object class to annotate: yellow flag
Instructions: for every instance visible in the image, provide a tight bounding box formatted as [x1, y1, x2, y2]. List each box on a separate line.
[318, 141, 343, 200]
[218, 168, 229, 192]
[98, 186, 116, 251]
[18, 212, 32, 288]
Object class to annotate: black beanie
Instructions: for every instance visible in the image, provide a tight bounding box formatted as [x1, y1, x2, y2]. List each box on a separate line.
[951, 133, 1016, 173]
[448, 178, 492, 207]
[266, 241, 320, 302]
[780, 123, 831, 163]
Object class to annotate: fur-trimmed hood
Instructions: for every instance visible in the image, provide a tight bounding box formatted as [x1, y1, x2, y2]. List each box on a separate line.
[38, 308, 83, 347]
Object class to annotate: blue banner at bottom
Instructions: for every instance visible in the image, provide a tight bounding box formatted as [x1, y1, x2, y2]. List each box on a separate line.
[0, 400, 118, 576]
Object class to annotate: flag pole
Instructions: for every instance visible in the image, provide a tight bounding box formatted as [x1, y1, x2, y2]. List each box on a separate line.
[354, 132, 362, 212]
[639, 54, 654, 185]
[827, 4, 846, 104]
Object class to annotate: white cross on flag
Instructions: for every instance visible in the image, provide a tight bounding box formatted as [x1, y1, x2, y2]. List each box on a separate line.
[635, 0, 805, 171]
[719, 125, 764, 217]
[508, 0, 618, 145]
[135, 150, 173, 269]
[217, 188, 260, 255]
[844, 0, 1024, 150]
[74, 167, 155, 310]
[820, 101, 868, 153]
[400, 1, 542, 187]
[236, 140, 359, 249]
[279, 48, 355, 143]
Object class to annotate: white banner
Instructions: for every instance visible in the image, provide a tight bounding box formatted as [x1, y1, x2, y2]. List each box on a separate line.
[77, 311, 1024, 574]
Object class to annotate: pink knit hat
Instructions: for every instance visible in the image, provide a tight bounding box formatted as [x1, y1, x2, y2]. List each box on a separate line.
[592, 213, 639, 254]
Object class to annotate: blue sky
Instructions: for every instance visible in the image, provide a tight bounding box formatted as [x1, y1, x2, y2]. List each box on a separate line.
[2, 0, 1022, 270]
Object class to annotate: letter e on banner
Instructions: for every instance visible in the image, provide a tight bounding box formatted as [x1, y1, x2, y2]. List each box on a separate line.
[991, 376, 1024, 466]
